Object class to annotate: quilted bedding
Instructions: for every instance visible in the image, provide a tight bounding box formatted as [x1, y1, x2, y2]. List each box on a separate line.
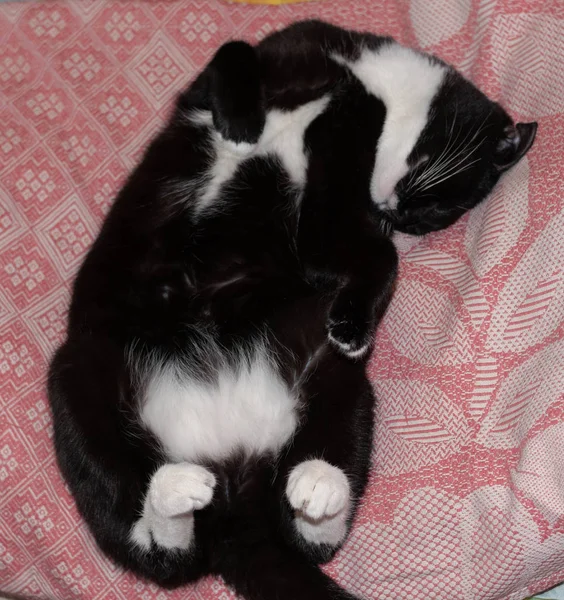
[0, 0, 563, 599]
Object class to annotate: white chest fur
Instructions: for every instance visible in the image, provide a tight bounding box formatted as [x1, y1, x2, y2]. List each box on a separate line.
[139, 350, 299, 463]
[190, 96, 330, 215]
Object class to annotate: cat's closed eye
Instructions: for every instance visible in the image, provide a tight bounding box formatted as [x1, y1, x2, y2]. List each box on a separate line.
[410, 154, 430, 170]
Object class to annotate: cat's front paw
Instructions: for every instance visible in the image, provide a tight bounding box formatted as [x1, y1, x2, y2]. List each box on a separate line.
[286, 459, 350, 521]
[149, 463, 216, 518]
[327, 305, 373, 359]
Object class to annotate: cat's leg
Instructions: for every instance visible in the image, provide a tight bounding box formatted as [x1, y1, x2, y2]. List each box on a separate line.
[132, 462, 216, 552]
[300, 214, 398, 359]
[326, 232, 398, 358]
[326, 241, 396, 359]
[48, 337, 211, 587]
[208, 41, 265, 149]
[179, 40, 265, 151]
[297, 86, 399, 358]
[286, 458, 352, 550]
[276, 350, 375, 563]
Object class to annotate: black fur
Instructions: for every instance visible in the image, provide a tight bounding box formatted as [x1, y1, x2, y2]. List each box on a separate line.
[48, 20, 536, 600]
[207, 41, 265, 144]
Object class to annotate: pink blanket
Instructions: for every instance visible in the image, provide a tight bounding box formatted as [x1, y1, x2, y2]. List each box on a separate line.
[1, 1, 563, 598]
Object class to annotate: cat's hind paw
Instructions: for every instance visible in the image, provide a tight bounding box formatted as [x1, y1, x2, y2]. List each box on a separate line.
[287, 460, 352, 549]
[130, 463, 216, 552]
[286, 459, 350, 521]
[149, 463, 216, 518]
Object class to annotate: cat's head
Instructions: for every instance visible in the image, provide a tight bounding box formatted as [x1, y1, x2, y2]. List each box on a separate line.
[337, 42, 537, 236]
[387, 70, 537, 235]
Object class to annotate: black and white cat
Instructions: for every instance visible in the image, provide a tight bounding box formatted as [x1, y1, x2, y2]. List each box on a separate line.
[48, 20, 536, 600]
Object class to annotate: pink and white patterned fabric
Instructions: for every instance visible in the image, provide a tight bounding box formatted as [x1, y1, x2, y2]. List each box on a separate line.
[0, 0, 562, 598]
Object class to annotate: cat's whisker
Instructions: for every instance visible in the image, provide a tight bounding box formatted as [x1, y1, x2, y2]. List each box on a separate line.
[437, 106, 461, 163]
[441, 112, 492, 169]
[418, 123, 477, 179]
[415, 156, 474, 192]
[414, 125, 488, 191]
[425, 112, 490, 181]
[413, 151, 456, 187]
[415, 192, 440, 200]
[412, 118, 471, 189]
[419, 158, 482, 191]
[409, 131, 458, 190]
[413, 145, 464, 189]
[418, 137, 486, 189]
[405, 153, 426, 190]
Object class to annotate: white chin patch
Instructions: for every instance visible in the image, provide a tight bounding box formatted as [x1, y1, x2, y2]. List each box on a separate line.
[372, 162, 409, 206]
[376, 192, 399, 212]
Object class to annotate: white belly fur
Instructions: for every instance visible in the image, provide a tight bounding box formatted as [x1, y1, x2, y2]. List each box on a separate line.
[140, 348, 299, 463]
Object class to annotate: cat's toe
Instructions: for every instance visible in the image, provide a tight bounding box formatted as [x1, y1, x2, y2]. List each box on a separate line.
[149, 463, 216, 518]
[286, 459, 350, 521]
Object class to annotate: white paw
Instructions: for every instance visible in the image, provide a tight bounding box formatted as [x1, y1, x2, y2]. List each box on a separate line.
[149, 463, 216, 518]
[286, 459, 350, 521]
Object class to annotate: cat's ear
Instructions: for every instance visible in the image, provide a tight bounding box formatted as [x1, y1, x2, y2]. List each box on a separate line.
[208, 41, 265, 147]
[494, 122, 538, 172]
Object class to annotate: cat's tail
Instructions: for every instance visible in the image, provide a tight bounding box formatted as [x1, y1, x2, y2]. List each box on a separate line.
[215, 535, 364, 600]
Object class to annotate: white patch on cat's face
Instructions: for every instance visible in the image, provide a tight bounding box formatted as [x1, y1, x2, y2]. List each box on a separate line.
[139, 345, 299, 463]
[191, 96, 330, 215]
[335, 44, 446, 210]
